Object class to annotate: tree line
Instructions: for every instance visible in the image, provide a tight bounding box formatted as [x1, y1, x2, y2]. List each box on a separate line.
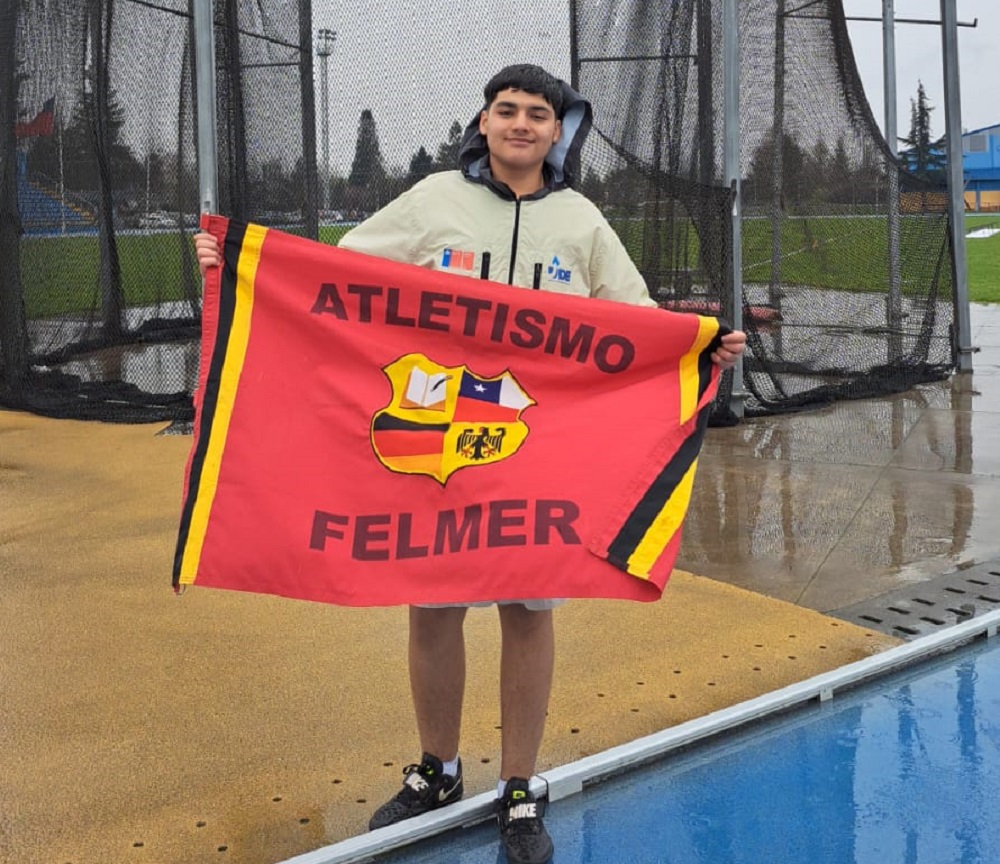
[327, 110, 465, 216]
[21, 98, 466, 222]
[20, 83, 950, 222]
[740, 81, 946, 210]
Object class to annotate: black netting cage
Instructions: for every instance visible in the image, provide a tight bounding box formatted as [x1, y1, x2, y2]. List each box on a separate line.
[0, 0, 956, 424]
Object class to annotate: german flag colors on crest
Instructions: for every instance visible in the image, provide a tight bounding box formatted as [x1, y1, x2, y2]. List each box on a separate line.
[371, 354, 534, 484]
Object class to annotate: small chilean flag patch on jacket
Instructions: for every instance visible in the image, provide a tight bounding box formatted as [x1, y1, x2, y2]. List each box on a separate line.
[441, 248, 475, 270]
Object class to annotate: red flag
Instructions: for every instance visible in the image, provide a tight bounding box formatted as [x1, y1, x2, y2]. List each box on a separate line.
[15, 97, 55, 139]
[173, 216, 724, 607]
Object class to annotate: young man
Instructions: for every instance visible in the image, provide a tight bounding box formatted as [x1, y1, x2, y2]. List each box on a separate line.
[196, 64, 745, 864]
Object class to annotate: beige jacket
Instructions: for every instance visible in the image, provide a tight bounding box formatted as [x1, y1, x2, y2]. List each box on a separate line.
[339, 171, 656, 308]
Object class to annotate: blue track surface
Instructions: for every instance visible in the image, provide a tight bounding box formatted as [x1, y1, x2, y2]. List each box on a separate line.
[381, 637, 1000, 863]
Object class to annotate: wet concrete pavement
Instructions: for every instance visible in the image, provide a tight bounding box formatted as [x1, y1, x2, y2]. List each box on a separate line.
[2, 304, 998, 864]
[679, 302, 1000, 614]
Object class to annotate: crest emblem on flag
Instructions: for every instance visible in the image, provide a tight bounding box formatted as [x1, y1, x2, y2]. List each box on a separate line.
[371, 353, 535, 484]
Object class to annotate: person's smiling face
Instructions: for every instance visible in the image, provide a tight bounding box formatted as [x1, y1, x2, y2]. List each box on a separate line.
[479, 88, 562, 181]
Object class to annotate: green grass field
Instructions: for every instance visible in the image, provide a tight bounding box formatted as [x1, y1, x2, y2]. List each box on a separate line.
[20, 232, 200, 318]
[965, 214, 1000, 303]
[16, 213, 1000, 319]
[741, 215, 946, 296]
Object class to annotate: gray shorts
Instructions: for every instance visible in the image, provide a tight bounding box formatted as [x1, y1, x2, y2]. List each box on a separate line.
[415, 599, 565, 611]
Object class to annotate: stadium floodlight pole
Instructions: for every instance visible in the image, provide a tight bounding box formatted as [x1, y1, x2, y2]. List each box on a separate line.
[723, 0, 745, 418]
[940, 0, 973, 373]
[883, 0, 902, 364]
[315, 28, 336, 213]
[193, 0, 218, 215]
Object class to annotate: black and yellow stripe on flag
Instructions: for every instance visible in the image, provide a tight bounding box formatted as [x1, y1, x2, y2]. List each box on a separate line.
[172, 219, 268, 588]
[170, 220, 727, 606]
[603, 316, 721, 578]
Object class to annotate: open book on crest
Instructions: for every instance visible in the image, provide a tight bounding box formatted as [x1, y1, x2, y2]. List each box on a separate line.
[400, 366, 451, 411]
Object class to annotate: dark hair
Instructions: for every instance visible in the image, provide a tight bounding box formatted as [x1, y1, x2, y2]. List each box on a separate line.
[483, 64, 564, 117]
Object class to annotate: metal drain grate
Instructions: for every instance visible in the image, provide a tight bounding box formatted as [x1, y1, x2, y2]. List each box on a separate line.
[831, 561, 1000, 640]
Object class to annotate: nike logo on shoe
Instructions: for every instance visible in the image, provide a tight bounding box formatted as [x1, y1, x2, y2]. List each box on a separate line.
[438, 777, 461, 802]
[507, 802, 537, 820]
[404, 773, 429, 792]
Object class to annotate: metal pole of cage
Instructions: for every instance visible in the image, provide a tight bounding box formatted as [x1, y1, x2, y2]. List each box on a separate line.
[883, 0, 903, 363]
[940, 0, 974, 372]
[193, 0, 218, 215]
[724, 0, 745, 417]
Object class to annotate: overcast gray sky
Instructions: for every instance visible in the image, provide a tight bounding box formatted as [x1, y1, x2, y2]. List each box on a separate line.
[312, 0, 996, 175]
[312, 0, 569, 175]
[843, 0, 998, 140]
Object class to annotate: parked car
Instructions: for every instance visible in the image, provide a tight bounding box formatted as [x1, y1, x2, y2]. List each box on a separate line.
[138, 211, 177, 229]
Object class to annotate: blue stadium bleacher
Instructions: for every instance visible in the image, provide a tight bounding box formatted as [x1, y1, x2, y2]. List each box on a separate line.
[16, 151, 96, 235]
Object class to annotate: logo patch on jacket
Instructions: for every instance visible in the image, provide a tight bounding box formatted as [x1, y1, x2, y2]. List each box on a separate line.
[441, 248, 476, 271]
[546, 255, 572, 284]
[371, 353, 534, 485]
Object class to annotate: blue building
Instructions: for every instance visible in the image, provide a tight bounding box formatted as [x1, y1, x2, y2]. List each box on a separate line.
[963, 123, 1000, 212]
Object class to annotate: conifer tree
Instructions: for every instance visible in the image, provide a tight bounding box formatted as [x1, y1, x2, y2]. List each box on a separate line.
[406, 145, 434, 187]
[899, 81, 946, 183]
[347, 109, 387, 212]
[433, 120, 463, 172]
[348, 109, 386, 188]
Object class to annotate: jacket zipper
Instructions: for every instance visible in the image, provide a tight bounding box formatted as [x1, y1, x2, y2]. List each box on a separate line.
[507, 199, 521, 284]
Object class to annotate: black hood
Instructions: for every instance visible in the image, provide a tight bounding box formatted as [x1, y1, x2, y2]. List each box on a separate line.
[458, 78, 593, 193]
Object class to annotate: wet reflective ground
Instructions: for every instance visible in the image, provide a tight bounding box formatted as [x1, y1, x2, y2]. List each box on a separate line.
[2, 415, 896, 864]
[380, 633, 1000, 864]
[42, 305, 999, 613]
[6, 305, 997, 864]
[678, 303, 1000, 613]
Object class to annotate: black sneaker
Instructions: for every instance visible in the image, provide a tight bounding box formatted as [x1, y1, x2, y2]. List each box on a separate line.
[497, 777, 553, 864]
[368, 753, 464, 830]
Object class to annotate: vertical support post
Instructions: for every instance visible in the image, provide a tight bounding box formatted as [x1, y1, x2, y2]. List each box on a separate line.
[0, 0, 30, 391]
[768, 0, 785, 314]
[940, 0, 973, 372]
[58, 118, 66, 235]
[883, 0, 902, 362]
[319, 46, 328, 211]
[316, 28, 336, 213]
[696, 0, 714, 192]
[298, 0, 318, 240]
[193, 0, 217, 215]
[724, 0, 745, 417]
[568, 0, 579, 91]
